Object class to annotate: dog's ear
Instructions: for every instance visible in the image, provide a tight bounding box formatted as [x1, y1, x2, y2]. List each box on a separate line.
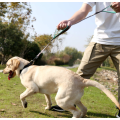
[11, 59, 20, 72]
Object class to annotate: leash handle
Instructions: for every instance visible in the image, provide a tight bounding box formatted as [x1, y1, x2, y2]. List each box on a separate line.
[52, 25, 70, 40]
[102, 5, 116, 13]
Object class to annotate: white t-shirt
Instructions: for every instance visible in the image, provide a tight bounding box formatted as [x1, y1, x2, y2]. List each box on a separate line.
[85, 2, 120, 45]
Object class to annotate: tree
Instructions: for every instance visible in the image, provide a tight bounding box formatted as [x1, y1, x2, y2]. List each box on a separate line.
[23, 41, 42, 65]
[0, 21, 24, 64]
[34, 32, 66, 54]
[0, 2, 35, 32]
[34, 34, 53, 53]
[62, 47, 83, 66]
[0, 2, 37, 63]
[103, 57, 115, 68]
[0, 2, 7, 17]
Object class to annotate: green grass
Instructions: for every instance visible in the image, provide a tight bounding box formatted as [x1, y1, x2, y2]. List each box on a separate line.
[0, 66, 118, 118]
[58, 65, 69, 67]
[97, 66, 116, 72]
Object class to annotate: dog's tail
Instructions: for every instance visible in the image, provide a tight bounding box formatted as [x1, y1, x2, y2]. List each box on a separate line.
[83, 79, 120, 109]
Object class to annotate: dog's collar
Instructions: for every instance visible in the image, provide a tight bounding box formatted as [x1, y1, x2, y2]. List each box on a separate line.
[20, 61, 33, 74]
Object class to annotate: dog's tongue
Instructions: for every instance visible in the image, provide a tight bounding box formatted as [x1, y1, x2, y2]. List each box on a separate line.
[8, 76, 10, 80]
[8, 71, 12, 80]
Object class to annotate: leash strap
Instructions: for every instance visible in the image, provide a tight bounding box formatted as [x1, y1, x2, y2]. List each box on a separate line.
[79, 5, 116, 23]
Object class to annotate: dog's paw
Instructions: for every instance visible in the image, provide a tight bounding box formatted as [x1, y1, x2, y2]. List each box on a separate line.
[21, 100, 28, 108]
[24, 101, 27, 108]
[45, 106, 51, 110]
[80, 112, 87, 118]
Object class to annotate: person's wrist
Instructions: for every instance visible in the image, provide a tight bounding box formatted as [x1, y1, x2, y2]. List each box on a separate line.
[68, 20, 73, 26]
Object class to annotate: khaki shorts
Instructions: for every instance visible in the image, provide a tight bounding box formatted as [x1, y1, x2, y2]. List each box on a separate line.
[76, 42, 120, 102]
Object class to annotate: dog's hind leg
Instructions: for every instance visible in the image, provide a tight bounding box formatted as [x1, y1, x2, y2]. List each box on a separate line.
[20, 82, 39, 108]
[44, 94, 52, 110]
[55, 88, 81, 118]
[56, 99, 81, 118]
[75, 101, 87, 118]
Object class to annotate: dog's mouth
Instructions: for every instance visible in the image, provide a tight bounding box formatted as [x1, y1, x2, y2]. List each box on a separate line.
[8, 71, 14, 80]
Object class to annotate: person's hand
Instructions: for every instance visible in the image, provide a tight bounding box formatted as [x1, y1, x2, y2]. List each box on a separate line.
[57, 20, 72, 30]
[111, 2, 120, 13]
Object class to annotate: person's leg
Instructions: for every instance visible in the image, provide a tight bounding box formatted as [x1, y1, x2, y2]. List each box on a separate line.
[109, 46, 120, 104]
[76, 43, 111, 79]
[109, 45, 120, 118]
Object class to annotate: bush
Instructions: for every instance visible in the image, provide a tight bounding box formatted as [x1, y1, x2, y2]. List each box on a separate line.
[23, 41, 42, 65]
[54, 58, 64, 65]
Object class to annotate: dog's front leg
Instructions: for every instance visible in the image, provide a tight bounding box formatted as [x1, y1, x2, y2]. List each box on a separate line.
[44, 94, 52, 110]
[20, 88, 36, 108]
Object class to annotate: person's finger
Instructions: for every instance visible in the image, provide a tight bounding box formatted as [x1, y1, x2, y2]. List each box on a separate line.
[62, 23, 67, 29]
[57, 22, 63, 30]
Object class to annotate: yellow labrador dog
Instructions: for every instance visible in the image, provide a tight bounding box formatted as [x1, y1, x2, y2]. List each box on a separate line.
[3, 56, 120, 118]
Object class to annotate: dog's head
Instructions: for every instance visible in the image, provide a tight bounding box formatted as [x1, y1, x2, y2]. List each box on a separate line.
[3, 57, 29, 80]
[3, 58, 20, 80]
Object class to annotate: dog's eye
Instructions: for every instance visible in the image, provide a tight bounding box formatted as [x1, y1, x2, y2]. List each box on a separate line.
[7, 65, 11, 68]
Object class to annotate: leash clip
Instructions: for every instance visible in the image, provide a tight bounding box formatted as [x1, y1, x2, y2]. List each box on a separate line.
[30, 60, 35, 65]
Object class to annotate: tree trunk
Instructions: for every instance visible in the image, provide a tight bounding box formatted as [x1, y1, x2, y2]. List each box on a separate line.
[1, 55, 5, 65]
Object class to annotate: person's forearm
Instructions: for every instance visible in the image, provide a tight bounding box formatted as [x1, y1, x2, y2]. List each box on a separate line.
[68, 3, 92, 25]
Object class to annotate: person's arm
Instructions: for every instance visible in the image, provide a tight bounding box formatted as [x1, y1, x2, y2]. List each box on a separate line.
[111, 2, 120, 13]
[57, 3, 92, 30]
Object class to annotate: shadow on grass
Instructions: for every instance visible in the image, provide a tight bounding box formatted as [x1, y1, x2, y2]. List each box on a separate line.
[29, 110, 52, 117]
[30, 110, 115, 118]
[29, 110, 72, 118]
[51, 110, 72, 118]
[87, 111, 115, 118]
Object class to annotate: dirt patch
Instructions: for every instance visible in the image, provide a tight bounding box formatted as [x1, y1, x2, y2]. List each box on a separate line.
[92, 69, 118, 96]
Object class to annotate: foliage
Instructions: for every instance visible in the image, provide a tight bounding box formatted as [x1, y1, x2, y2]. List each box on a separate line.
[102, 57, 115, 68]
[34, 34, 53, 53]
[34, 31, 67, 54]
[0, 2, 35, 33]
[42, 47, 83, 66]
[0, 21, 24, 64]
[0, 2, 37, 64]
[0, 2, 7, 16]
[62, 47, 83, 66]
[23, 41, 42, 65]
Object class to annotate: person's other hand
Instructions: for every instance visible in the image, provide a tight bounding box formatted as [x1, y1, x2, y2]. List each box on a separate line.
[111, 2, 120, 13]
[57, 20, 72, 30]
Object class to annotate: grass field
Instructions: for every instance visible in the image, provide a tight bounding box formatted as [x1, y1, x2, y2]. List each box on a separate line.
[0, 65, 5, 70]
[0, 66, 118, 118]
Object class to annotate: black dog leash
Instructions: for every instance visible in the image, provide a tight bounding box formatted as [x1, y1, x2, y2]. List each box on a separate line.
[20, 4, 116, 74]
[20, 26, 70, 74]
